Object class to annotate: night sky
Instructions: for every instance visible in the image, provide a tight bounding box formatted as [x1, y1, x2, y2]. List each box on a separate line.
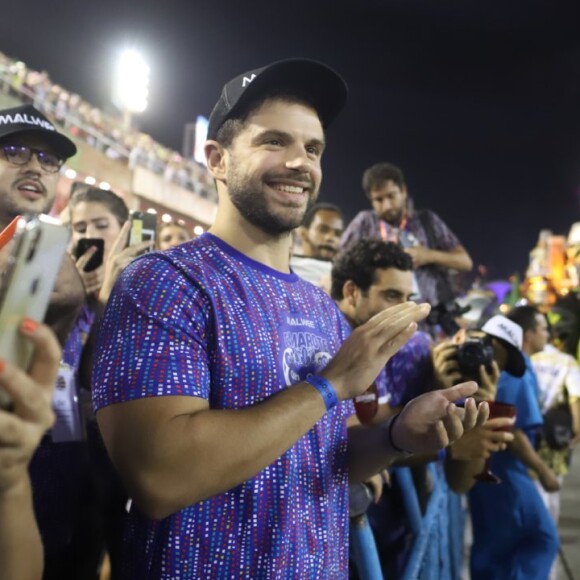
[2, 0, 580, 279]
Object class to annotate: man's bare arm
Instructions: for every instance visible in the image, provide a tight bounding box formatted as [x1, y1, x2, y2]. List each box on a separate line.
[98, 302, 430, 520]
[508, 429, 560, 492]
[405, 245, 472, 272]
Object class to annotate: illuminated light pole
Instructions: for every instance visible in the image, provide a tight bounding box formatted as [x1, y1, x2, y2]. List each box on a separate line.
[112, 49, 150, 130]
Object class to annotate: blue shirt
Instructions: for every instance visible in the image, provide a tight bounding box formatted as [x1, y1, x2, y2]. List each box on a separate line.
[492, 354, 543, 477]
[469, 355, 558, 580]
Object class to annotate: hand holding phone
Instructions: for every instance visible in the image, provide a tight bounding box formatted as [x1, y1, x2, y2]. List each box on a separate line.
[0, 214, 69, 409]
[74, 238, 105, 272]
[99, 221, 153, 304]
[129, 211, 157, 248]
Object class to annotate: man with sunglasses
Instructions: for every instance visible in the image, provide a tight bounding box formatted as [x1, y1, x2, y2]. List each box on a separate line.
[0, 105, 90, 579]
[0, 104, 83, 347]
[0, 104, 74, 224]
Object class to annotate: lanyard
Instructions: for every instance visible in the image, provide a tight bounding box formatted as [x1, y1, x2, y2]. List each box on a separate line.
[379, 216, 407, 243]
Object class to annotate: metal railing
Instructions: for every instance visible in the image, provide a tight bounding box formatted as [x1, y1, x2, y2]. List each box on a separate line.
[350, 463, 465, 580]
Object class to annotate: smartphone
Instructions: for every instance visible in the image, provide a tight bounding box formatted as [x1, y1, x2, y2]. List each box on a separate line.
[128, 211, 157, 247]
[0, 214, 70, 409]
[74, 238, 104, 272]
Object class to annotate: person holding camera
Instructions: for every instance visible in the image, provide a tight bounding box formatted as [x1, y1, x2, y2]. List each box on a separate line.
[431, 335, 516, 478]
[339, 162, 472, 309]
[435, 310, 559, 580]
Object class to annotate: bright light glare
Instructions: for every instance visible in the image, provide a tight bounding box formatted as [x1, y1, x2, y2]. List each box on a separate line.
[99, 181, 111, 190]
[113, 49, 150, 113]
[84, 176, 97, 185]
[146, 208, 157, 214]
[64, 168, 77, 179]
[193, 225, 204, 236]
[161, 213, 172, 223]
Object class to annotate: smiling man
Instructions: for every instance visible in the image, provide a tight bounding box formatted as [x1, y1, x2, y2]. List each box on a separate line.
[93, 59, 486, 579]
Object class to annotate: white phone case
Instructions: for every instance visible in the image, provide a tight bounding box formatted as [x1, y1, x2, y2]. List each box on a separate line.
[0, 214, 70, 409]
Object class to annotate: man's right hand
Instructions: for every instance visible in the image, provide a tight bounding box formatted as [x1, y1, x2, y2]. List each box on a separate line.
[322, 302, 431, 400]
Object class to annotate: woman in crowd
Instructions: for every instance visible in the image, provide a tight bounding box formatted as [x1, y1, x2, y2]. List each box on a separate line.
[71, 186, 151, 579]
[158, 219, 191, 251]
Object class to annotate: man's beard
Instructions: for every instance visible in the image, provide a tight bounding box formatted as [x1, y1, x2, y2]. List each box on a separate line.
[381, 208, 405, 227]
[227, 165, 317, 236]
[313, 245, 337, 261]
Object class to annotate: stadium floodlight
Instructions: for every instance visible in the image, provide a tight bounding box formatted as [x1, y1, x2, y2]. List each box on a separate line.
[112, 49, 150, 127]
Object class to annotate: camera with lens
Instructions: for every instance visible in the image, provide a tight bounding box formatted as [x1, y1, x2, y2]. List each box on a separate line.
[456, 337, 494, 381]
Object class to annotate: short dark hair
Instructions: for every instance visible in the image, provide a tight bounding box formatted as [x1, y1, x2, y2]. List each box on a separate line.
[215, 89, 321, 148]
[362, 162, 405, 196]
[507, 305, 542, 333]
[331, 239, 413, 300]
[302, 202, 343, 228]
[69, 185, 129, 227]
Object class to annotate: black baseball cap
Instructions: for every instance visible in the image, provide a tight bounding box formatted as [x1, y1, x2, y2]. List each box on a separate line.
[0, 104, 77, 159]
[207, 58, 348, 141]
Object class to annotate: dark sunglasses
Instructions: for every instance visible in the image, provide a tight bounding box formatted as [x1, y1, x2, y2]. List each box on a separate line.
[0, 144, 64, 173]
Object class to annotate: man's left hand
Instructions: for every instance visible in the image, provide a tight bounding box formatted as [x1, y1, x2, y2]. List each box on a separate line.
[391, 382, 489, 453]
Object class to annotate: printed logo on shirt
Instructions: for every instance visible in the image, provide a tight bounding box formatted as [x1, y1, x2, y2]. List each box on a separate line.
[280, 315, 332, 386]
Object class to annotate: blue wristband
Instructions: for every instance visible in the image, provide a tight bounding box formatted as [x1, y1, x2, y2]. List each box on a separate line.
[304, 375, 339, 411]
[436, 448, 447, 462]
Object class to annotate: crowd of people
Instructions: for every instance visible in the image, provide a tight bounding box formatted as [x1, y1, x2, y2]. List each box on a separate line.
[0, 55, 578, 580]
[0, 51, 217, 203]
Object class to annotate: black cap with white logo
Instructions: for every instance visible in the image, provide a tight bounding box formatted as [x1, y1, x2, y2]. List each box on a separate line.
[207, 58, 348, 141]
[0, 104, 77, 159]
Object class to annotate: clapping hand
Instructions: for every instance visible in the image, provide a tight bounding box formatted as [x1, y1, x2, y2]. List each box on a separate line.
[390, 382, 489, 454]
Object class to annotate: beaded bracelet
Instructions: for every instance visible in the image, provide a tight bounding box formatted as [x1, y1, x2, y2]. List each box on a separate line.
[304, 375, 339, 411]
